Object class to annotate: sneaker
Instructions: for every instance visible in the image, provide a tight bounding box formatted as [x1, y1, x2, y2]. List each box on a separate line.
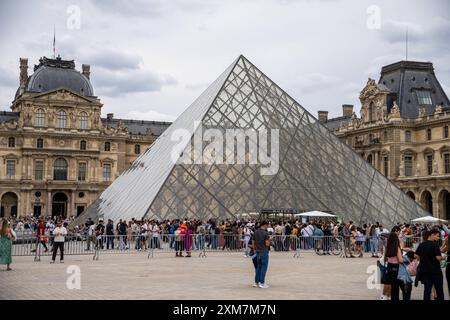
[50, 261, 55, 264]
[252, 283, 259, 287]
[258, 283, 269, 289]
[60, 260, 64, 263]
[379, 295, 387, 300]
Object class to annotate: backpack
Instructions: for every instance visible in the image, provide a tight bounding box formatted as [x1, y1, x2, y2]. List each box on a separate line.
[174, 229, 182, 241]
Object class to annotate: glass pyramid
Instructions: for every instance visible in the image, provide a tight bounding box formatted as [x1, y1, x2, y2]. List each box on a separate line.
[76, 55, 427, 227]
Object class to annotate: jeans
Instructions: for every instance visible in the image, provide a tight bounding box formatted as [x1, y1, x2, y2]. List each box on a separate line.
[197, 235, 205, 250]
[243, 236, 250, 256]
[423, 273, 444, 300]
[106, 235, 114, 249]
[255, 251, 269, 284]
[370, 238, 377, 256]
[211, 235, 217, 250]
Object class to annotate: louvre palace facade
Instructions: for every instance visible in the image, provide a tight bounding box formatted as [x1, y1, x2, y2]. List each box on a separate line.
[0, 56, 170, 218]
[322, 61, 450, 220]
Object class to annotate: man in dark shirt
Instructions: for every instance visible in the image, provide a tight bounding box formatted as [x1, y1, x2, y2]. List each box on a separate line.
[252, 221, 271, 289]
[106, 219, 114, 250]
[415, 229, 445, 300]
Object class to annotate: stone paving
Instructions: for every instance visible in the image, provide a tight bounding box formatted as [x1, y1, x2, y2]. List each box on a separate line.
[0, 251, 448, 300]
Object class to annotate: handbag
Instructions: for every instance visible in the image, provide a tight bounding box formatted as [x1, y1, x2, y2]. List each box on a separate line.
[377, 260, 389, 284]
[397, 263, 413, 284]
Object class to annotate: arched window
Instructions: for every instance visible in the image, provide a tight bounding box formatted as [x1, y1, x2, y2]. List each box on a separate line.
[79, 112, 88, 129]
[134, 144, 141, 155]
[37, 138, 44, 149]
[405, 130, 411, 142]
[56, 110, 67, 129]
[367, 154, 373, 165]
[80, 140, 87, 150]
[35, 109, 45, 127]
[53, 158, 68, 180]
[8, 137, 15, 148]
[427, 128, 432, 141]
[104, 142, 111, 152]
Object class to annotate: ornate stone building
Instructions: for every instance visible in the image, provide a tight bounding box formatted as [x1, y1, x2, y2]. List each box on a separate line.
[0, 56, 170, 218]
[322, 60, 450, 220]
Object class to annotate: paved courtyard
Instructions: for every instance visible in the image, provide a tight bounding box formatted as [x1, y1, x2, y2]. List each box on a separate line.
[0, 251, 447, 300]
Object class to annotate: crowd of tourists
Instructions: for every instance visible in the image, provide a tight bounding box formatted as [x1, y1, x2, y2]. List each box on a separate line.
[0, 215, 448, 300]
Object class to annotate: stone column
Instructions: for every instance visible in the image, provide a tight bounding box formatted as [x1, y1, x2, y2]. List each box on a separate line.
[374, 151, 379, 171]
[47, 191, 52, 216]
[70, 190, 75, 218]
[25, 190, 30, 216]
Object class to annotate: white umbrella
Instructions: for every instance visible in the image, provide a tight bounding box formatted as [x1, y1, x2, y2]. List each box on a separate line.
[294, 211, 336, 217]
[411, 216, 447, 224]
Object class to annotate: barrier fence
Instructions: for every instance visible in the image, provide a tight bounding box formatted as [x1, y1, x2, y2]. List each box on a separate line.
[11, 234, 426, 261]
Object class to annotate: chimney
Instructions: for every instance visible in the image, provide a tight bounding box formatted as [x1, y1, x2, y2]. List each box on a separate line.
[342, 104, 354, 117]
[82, 64, 90, 79]
[317, 111, 328, 122]
[107, 113, 114, 121]
[19, 58, 28, 95]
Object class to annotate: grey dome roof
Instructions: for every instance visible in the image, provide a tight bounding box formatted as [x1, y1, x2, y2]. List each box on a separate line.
[22, 56, 94, 97]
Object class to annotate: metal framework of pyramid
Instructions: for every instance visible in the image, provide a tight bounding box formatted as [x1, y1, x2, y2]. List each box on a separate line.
[76, 55, 427, 227]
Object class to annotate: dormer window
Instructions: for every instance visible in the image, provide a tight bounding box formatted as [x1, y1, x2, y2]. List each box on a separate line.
[416, 90, 432, 105]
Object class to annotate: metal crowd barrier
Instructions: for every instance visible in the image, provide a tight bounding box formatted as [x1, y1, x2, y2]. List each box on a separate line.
[12, 233, 427, 261]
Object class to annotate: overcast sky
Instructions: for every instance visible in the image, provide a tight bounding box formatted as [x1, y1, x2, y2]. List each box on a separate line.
[0, 0, 449, 121]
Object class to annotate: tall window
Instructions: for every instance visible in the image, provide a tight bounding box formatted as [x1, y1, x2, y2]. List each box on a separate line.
[383, 156, 389, 177]
[416, 90, 432, 105]
[134, 144, 141, 155]
[53, 158, 68, 180]
[35, 160, 44, 180]
[427, 129, 432, 141]
[404, 156, 413, 176]
[405, 130, 411, 142]
[8, 137, 15, 148]
[78, 162, 87, 181]
[368, 102, 374, 122]
[444, 126, 449, 139]
[80, 140, 87, 150]
[56, 110, 67, 128]
[367, 154, 373, 165]
[103, 163, 111, 181]
[6, 160, 15, 178]
[427, 155, 433, 175]
[37, 138, 44, 149]
[79, 112, 88, 129]
[445, 154, 450, 174]
[104, 142, 111, 152]
[35, 109, 45, 127]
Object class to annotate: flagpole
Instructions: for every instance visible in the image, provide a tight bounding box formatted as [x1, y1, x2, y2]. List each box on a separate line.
[53, 26, 56, 59]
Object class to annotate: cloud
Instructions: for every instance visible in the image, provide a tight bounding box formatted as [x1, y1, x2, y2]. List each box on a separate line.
[126, 109, 176, 122]
[92, 68, 177, 97]
[295, 73, 340, 94]
[83, 49, 142, 71]
[379, 17, 450, 51]
[0, 67, 17, 88]
[89, 0, 219, 18]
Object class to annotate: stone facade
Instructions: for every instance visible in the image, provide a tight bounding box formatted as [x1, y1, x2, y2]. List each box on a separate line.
[323, 61, 450, 220]
[0, 56, 170, 218]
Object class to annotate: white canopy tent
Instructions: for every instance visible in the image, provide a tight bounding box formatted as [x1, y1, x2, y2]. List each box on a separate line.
[411, 216, 447, 224]
[294, 211, 337, 218]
